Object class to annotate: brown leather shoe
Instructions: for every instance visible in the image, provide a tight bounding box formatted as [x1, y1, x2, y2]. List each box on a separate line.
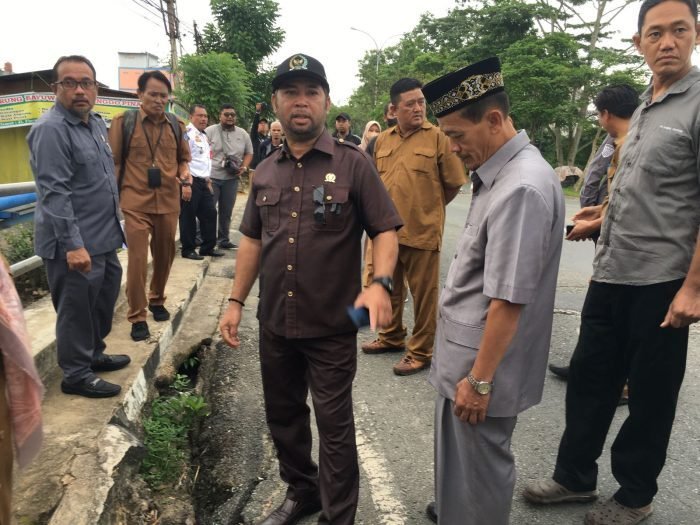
[361, 339, 404, 354]
[393, 355, 430, 376]
[259, 496, 322, 525]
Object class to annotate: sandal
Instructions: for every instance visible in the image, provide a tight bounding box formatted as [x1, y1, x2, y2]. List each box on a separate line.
[584, 497, 652, 525]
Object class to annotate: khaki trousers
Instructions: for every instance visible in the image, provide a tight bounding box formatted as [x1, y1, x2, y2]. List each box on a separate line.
[123, 209, 178, 323]
[0, 359, 12, 525]
[378, 245, 439, 361]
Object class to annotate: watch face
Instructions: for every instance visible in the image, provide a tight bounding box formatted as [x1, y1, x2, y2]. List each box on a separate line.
[477, 383, 491, 395]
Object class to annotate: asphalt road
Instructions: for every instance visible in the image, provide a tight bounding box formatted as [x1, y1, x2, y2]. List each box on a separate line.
[209, 194, 700, 524]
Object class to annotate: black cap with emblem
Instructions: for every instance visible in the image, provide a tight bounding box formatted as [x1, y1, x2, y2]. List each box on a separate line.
[272, 53, 330, 93]
[422, 57, 505, 118]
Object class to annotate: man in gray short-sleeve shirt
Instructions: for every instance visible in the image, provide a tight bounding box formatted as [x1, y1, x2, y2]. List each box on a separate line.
[422, 57, 564, 525]
[525, 0, 700, 522]
[206, 104, 253, 249]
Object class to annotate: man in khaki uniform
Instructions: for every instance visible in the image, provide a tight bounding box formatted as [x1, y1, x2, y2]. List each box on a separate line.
[108, 71, 192, 341]
[362, 77, 466, 376]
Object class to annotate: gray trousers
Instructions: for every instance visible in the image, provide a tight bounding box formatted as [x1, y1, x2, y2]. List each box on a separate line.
[211, 177, 239, 243]
[434, 395, 517, 525]
[44, 251, 122, 384]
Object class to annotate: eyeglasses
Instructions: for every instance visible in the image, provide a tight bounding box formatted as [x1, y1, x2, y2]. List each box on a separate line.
[222, 112, 236, 117]
[53, 79, 97, 90]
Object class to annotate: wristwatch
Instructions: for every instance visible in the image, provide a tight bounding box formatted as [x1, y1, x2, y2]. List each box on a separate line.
[371, 276, 393, 294]
[467, 373, 493, 395]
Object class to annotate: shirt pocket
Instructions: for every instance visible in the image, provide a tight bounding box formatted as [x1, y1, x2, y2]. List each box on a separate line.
[256, 187, 281, 233]
[413, 147, 436, 174]
[129, 137, 152, 165]
[311, 186, 350, 232]
[375, 147, 393, 175]
[638, 127, 691, 176]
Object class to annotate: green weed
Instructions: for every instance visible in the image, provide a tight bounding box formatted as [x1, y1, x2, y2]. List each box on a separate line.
[141, 374, 208, 488]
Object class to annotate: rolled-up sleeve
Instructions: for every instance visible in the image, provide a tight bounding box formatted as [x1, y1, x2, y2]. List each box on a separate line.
[483, 184, 553, 304]
[28, 122, 83, 252]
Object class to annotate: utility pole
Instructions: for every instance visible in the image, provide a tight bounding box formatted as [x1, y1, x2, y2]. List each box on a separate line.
[162, 0, 180, 88]
[193, 20, 202, 54]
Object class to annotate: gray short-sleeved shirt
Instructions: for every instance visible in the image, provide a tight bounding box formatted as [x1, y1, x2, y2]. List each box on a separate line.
[593, 67, 700, 285]
[579, 134, 614, 207]
[205, 124, 253, 180]
[428, 131, 565, 417]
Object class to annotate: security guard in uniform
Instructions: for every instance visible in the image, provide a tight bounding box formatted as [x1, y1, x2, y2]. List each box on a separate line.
[220, 53, 403, 525]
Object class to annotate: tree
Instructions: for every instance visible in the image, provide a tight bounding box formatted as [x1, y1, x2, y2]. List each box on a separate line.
[174, 53, 252, 123]
[345, 0, 646, 168]
[201, 0, 284, 73]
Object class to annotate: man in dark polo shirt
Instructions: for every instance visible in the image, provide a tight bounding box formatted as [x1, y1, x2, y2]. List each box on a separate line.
[220, 53, 402, 525]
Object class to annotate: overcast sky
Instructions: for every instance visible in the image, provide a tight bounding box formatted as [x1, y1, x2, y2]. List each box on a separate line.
[2, 0, 643, 105]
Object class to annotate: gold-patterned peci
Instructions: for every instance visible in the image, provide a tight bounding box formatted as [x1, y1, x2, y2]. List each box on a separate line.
[428, 72, 504, 115]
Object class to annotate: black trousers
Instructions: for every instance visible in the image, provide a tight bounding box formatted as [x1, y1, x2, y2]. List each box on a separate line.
[44, 251, 122, 384]
[179, 177, 216, 254]
[259, 327, 359, 525]
[554, 279, 688, 508]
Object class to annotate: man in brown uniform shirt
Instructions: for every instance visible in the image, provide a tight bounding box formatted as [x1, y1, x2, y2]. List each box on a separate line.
[220, 54, 402, 525]
[362, 77, 466, 376]
[108, 71, 192, 341]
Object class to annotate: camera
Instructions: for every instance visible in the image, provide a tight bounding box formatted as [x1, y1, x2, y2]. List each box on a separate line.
[222, 154, 242, 175]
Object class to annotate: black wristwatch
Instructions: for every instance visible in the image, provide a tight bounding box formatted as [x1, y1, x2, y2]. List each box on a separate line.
[371, 276, 394, 294]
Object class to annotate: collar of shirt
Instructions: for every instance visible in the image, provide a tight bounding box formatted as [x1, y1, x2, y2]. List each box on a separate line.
[138, 106, 167, 124]
[390, 120, 433, 137]
[186, 122, 205, 137]
[473, 130, 531, 191]
[641, 66, 700, 105]
[53, 101, 97, 127]
[277, 130, 334, 162]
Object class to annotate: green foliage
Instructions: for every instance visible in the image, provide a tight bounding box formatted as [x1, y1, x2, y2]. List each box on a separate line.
[175, 53, 252, 124]
[1, 223, 34, 264]
[345, 0, 646, 168]
[201, 0, 284, 73]
[141, 374, 209, 488]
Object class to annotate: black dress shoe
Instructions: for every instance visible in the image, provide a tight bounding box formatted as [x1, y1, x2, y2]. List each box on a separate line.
[426, 501, 437, 523]
[61, 377, 121, 398]
[218, 241, 238, 250]
[548, 363, 570, 379]
[131, 321, 150, 341]
[91, 354, 131, 372]
[260, 497, 322, 525]
[182, 251, 204, 260]
[200, 249, 225, 257]
[148, 304, 170, 322]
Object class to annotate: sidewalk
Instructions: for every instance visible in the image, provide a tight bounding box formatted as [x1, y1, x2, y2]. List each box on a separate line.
[13, 195, 247, 524]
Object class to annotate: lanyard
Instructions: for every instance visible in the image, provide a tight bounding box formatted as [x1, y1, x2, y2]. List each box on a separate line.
[142, 118, 165, 167]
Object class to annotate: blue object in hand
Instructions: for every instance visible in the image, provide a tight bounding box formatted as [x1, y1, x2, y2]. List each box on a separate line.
[346, 306, 370, 328]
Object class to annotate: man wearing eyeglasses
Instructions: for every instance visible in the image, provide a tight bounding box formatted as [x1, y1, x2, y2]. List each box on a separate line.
[27, 55, 129, 398]
[108, 71, 192, 342]
[205, 104, 254, 250]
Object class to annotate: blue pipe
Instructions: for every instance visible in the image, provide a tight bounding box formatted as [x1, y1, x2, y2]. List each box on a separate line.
[0, 193, 36, 211]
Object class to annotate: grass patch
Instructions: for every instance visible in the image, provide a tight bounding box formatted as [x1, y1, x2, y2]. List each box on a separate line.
[141, 374, 208, 488]
[562, 185, 580, 198]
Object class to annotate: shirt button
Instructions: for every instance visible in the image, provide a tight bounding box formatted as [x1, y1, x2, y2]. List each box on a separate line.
[288, 237, 295, 244]
[294, 186, 300, 192]
[296, 162, 303, 168]
[287, 265, 293, 271]
[287, 291, 294, 297]
[291, 211, 298, 218]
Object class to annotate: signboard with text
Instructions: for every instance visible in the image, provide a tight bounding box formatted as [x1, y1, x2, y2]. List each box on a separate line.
[0, 92, 141, 129]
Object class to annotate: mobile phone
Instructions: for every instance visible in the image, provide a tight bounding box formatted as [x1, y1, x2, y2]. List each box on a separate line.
[147, 167, 162, 188]
[566, 224, 574, 235]
[346, 306, 370, 329]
